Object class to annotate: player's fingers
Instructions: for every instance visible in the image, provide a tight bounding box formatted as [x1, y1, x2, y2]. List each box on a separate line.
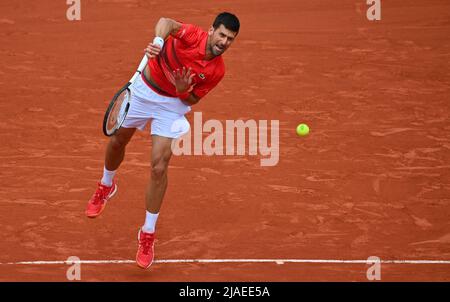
[188, 73, 196, 84]
[144, 45, 159, 57]
[188, 83, 196, 92]
[146, 46, 156, 53]
[144, 49, 155, 59]
[148, 47, 160, 56]
[185, 67, 192, 78]
[149, 44, 161, 52]
[149, 43, 161, 50]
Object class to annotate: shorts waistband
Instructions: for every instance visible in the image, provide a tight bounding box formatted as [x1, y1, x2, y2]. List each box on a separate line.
[140, 72, 175, 98]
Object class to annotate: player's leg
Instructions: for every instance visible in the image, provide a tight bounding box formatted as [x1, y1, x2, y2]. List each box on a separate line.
[146, 135, 173, 214]
[85, 83, 152, 219]
[104, 126, 137, 179]
[136, 135, 173, 269]
[100, 126, 136, 188]
[136, 113, 190, 269]
[85, 127, 136, 218]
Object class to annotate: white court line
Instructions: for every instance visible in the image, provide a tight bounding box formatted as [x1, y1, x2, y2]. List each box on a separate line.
[1, 259, 450, 265]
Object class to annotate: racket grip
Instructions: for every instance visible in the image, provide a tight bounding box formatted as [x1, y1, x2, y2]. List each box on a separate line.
[137, 55, 149, 73]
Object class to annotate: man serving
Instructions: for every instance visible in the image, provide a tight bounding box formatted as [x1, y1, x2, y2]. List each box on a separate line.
[85, 12, 240, 269]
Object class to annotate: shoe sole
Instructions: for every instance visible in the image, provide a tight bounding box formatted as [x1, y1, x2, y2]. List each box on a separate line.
[85, 184, 118, 218]
[136, 229, 154, 269]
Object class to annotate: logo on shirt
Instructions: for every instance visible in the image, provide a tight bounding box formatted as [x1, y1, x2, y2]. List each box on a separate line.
[198, 73, 206, 80]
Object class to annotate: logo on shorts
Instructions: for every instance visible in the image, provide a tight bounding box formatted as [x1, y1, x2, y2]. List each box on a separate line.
[198, 73, 206, 80]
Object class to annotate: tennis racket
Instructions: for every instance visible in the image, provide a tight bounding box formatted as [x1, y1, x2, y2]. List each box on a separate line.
[102, 55, 149, 136]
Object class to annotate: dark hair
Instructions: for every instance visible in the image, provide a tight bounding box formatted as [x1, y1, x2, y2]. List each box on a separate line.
[213, 12, 240, 34]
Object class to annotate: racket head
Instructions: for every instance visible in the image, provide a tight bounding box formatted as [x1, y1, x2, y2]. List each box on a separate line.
[103, 83, 131, 136]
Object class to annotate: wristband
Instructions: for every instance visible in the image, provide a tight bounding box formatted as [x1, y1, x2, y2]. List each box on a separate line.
[153, 36, 164, 48]
[176, 90, 190, 100]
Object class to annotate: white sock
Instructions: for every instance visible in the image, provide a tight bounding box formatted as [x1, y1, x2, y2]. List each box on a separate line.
[142, 211, 159, 233]
[101, 166, 116, 187]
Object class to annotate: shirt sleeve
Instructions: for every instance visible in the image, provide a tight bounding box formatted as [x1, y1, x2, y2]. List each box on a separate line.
[173, 23, 203, 46]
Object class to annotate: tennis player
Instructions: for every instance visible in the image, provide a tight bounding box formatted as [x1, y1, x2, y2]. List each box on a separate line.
[85, 12, 240, 269]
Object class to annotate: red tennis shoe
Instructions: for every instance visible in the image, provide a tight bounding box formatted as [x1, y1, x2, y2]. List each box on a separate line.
[136, 229, 155, 269]
[85, 181, 117, 218]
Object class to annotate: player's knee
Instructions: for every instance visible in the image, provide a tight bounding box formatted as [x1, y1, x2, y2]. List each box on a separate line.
[151, 157, 169, 180]
[151, 164, 167, 180]
[110, 135, 129, 151]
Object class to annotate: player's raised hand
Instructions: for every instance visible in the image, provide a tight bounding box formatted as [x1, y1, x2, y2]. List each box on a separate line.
[144, 42, 162, 59]
[173, 67, 196, 93]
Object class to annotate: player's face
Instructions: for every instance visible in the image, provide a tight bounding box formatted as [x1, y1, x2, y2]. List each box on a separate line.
[208, 24, 237, 56]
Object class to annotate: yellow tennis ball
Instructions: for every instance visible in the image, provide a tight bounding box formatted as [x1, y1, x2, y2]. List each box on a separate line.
[296, 123, 309, 136]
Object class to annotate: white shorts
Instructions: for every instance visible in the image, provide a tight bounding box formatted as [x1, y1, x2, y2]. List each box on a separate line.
[121, 73, 191, 139]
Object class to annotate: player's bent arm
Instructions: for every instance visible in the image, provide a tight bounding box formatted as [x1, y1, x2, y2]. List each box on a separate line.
[155, 18, 182, 40]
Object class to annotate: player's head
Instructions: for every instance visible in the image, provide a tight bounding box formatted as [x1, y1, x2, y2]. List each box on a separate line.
[208, 12, 240, 56]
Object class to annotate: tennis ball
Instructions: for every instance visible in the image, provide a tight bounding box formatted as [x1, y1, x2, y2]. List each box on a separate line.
[296, 123, 309, 136]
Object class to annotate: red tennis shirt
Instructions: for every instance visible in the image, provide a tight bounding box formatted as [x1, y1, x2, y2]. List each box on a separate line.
[148, 23, 225, 99]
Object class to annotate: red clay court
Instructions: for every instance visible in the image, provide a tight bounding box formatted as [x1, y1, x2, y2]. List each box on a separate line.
[0, 0, 449, 281]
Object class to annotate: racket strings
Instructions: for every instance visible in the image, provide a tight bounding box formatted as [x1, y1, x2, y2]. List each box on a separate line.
[105, 89, 130, 135]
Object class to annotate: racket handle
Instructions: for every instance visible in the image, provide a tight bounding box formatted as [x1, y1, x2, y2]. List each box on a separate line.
[130, 55, 149, 83]
[137, 55, 149, 73]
